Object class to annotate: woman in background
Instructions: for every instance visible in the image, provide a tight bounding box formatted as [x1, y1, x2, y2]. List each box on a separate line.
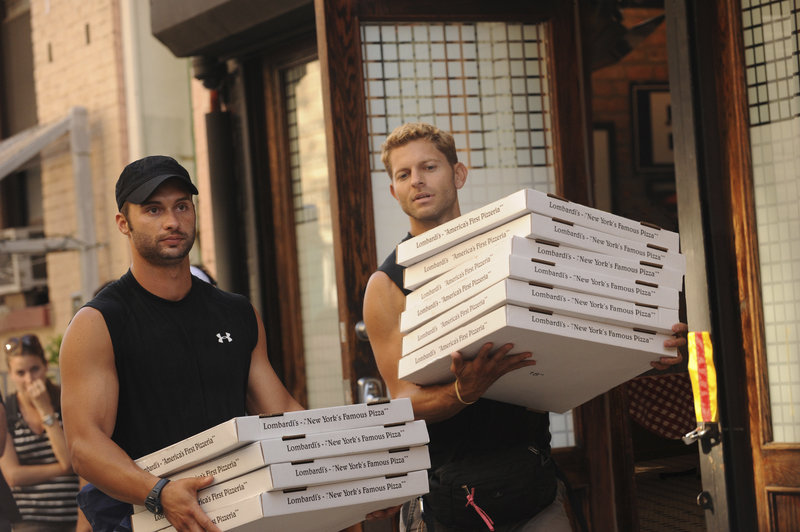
[0, 390, 21, 531]
[1, 334, 87, 531]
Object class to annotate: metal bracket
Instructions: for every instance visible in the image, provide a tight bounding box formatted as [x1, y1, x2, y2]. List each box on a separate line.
[354, 320, 369, 342]
[357, 377, 386, 403]
[697, 490, 713, 511]
[683, 422, 721, 454]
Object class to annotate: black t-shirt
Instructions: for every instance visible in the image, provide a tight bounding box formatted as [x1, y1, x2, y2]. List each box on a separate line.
[378, 233, 413, 296]
[85, 271, 258, 459]
[377, 238, 551, 468]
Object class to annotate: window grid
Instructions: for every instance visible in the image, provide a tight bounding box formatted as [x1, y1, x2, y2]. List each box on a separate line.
[743, 0, 800, 442]
[740, 0, 800, 126]
[284, 62, 345, 408]
[362, 22, 553, 175]
[285, 65, 317, 225]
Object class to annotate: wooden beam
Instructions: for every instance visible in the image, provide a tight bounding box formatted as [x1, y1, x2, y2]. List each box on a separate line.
[315, 0, 381, 401]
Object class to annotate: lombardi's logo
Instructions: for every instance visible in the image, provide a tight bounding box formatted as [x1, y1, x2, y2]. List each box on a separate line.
[217, 332, 233, 343]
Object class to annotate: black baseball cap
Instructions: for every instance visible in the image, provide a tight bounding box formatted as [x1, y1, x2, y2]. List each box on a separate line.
[115, 155, 198, 210]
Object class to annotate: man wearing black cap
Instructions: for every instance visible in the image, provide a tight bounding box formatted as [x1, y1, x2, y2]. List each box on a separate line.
[59, 155, 305, 532]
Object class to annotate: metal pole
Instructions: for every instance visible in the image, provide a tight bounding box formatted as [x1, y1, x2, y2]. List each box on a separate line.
[665, 2, 731, 530]
[69, 106, 100, 304]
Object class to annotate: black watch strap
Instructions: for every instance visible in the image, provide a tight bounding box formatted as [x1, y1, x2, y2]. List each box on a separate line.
[144, 478, 170, 515]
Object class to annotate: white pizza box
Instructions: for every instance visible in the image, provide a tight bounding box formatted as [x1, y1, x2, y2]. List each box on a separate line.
[400, 211, 685, 274]
[132, 447, 430, 531]
[528, 213, 685, 272]
[156, 470, 429, 532]
[132, 420, 430, 514]
[402, 249, 679, 333]
[395, 188, 680, 266]
[134, 399, 414, 478]
[404, 224, 684, 291]
[267, 445, 430, 491]
[165, 496, 412, 532]
[402, 278, 679, 355]
[174, 420, 428, 483]
[399, 304, 677, 413]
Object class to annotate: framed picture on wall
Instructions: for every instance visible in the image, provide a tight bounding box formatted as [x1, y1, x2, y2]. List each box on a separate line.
[631, 83, 674, 173]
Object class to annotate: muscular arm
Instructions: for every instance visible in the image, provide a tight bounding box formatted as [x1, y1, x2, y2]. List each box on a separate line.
[363, 272, 535, 423]
[245, 307, 304, 415]
[60, 307, 221, 532]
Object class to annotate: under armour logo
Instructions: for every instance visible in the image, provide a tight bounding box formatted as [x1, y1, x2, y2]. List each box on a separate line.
[217, 332, 232, 343]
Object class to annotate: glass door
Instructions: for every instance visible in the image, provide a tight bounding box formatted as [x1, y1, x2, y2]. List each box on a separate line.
[739, 2, 800, 528]
[281, 59, 346, 409]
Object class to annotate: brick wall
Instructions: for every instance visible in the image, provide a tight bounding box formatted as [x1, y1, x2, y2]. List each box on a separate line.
[30, 0, 129, 335]
[591, 8, 678, 232]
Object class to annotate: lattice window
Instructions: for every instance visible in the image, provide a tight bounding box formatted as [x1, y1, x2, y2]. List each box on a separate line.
[362, 21, 555, 210]
[743, 0, 800, 442]
[741, 0, 800, 126]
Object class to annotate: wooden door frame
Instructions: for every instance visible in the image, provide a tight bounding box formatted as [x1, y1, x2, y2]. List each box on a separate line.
[314, 1, 626, 529]
[704, 1, 800, 530]
[664, 0, 735, 529]
[244, 33, 322, 408]
[314, 0, 377, 406]
[667, 0, 799, 529]
[712, 0, 780, 525]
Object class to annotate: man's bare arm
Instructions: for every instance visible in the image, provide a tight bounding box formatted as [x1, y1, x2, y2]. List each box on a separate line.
[60, 307, 221, 532]
[363, 272, 535, 423]
[246, 307, 304, 415]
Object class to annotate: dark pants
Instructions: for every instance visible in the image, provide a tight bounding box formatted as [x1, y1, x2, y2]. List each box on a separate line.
[401, 483, 574, 532]
[77, 484, 132, 532]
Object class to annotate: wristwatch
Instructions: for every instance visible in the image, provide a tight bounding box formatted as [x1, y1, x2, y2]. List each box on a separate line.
[144, 478, 170, 515]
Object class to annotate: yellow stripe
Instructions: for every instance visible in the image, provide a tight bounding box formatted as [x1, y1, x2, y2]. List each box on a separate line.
[687, 331, 718, 423]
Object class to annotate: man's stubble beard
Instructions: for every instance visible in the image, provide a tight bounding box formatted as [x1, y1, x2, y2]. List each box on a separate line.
[128, 219, 196, 266]
[402, 179, 459, 225]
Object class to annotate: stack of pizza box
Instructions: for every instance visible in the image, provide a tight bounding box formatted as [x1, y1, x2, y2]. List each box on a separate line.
[129, 398, 429, 532]
[395, 188, 685, 413]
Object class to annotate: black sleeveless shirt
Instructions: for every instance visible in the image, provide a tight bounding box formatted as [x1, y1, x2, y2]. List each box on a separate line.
[85, 271, 257, 459]
[377, 237, 551, 468]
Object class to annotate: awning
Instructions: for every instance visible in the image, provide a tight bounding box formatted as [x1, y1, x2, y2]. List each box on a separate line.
[150, 0, 313, 58]
[0, 235, 85, 254]
[0, 106, 100, 303]
[0, 113, 71, 182]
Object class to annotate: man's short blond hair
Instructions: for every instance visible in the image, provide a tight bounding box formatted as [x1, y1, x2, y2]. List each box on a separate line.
[381, 122, 458, 177]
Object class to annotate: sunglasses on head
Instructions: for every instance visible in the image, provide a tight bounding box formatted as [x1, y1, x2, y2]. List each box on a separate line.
[3, 334, 40, 355]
